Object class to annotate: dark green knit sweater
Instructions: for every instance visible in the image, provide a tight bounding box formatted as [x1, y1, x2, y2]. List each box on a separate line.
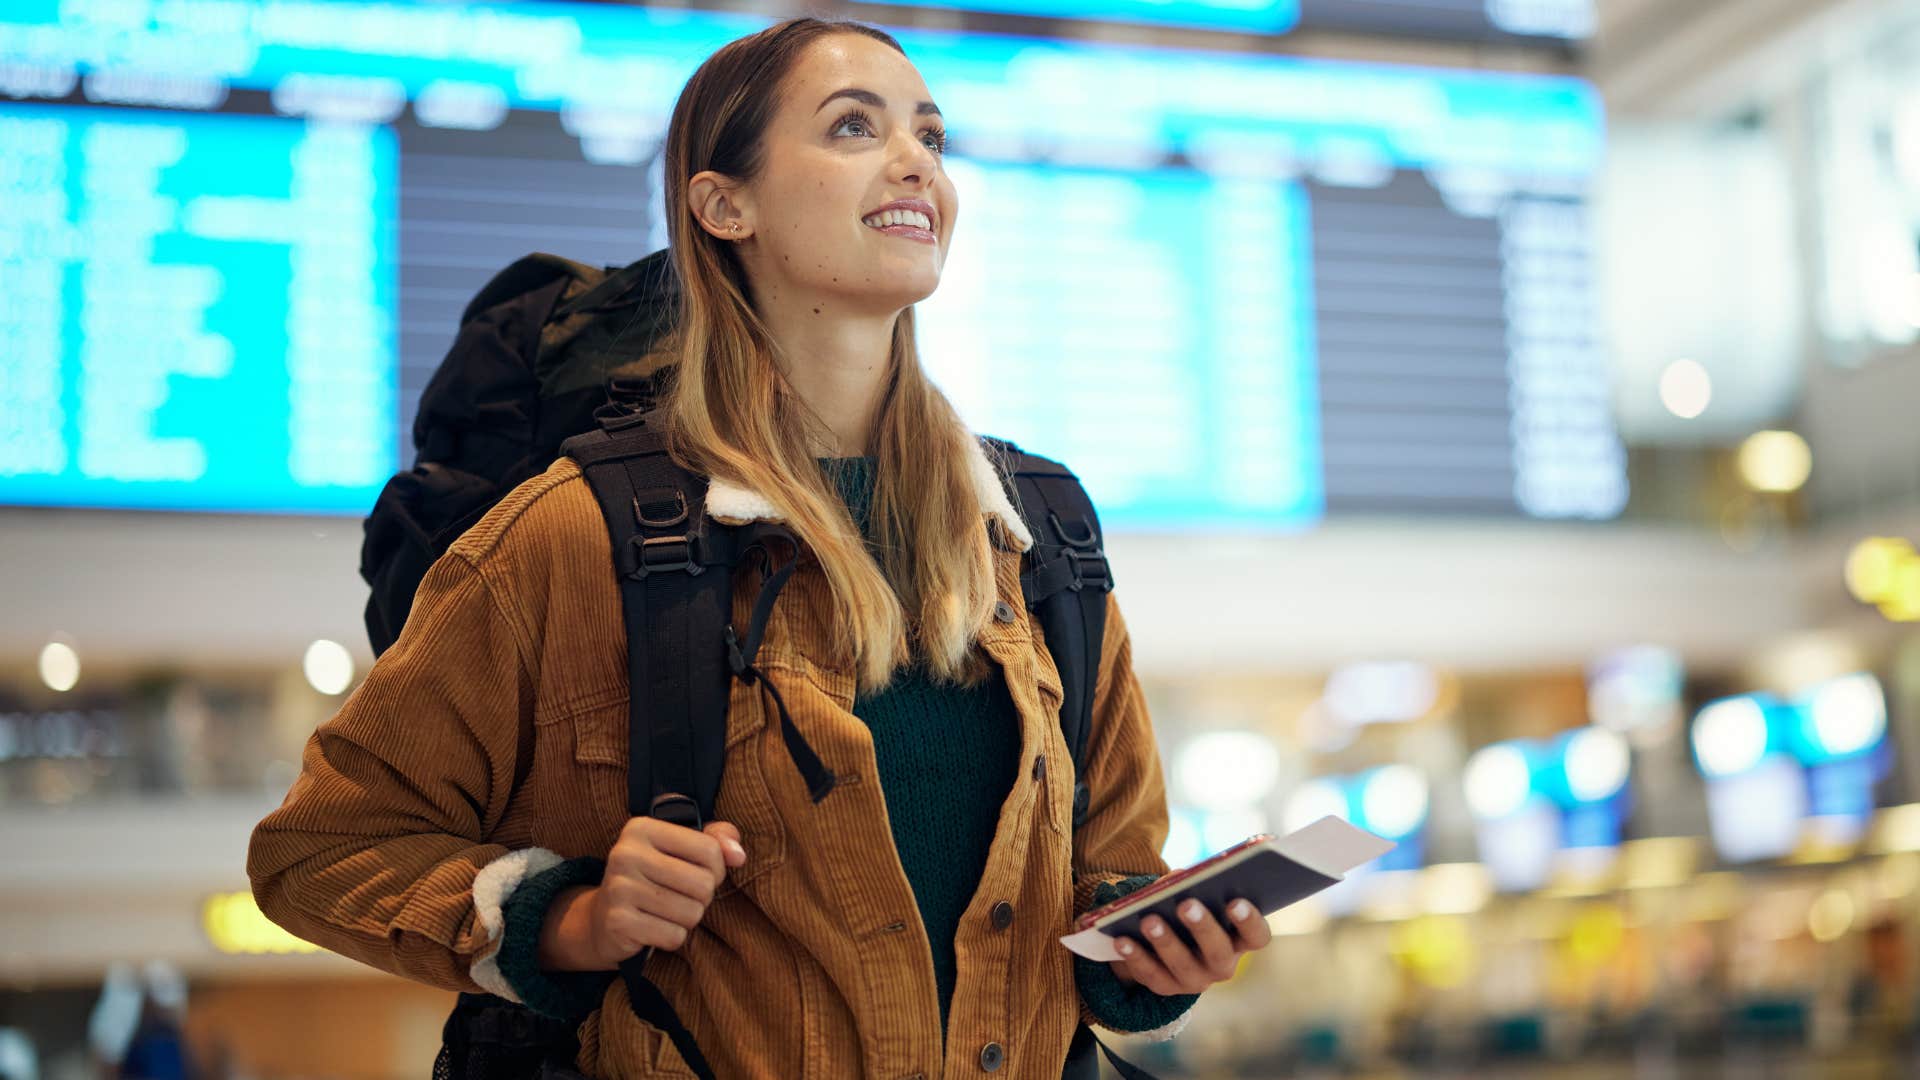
[824, 456, 1022, 1031]
[499, 457, 1196, 1039]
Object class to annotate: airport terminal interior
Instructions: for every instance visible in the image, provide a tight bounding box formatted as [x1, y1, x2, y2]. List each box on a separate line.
[6, 0, 1920, 1076]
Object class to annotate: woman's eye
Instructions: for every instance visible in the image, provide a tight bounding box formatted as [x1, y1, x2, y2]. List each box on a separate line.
[834, 112, 946, 155]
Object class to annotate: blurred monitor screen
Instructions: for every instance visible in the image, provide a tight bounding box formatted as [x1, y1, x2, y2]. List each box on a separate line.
[1705, 757, 1809, 864]
[1299, 0, 1592, 41]
[913, 0, 1301, 34]
[855, 0, 1590, 40]
[0, 1, 1617, 523]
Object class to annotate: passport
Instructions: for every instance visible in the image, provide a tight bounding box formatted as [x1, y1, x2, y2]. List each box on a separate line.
[1059, 816, 1395, 962]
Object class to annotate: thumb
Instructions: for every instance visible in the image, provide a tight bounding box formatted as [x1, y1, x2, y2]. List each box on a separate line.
[704, 821, 746, 867]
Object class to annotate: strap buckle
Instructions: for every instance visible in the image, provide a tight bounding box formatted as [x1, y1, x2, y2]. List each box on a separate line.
[629, 534, 705, 580]
[1066, 548, 1112, 593]
[1049, 511, 1112, 593]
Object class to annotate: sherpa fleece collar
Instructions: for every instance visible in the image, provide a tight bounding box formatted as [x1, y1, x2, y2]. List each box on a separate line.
[701, 434, 1034, 553]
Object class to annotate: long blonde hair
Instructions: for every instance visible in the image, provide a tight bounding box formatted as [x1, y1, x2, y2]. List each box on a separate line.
[654, 17, 1000, 693]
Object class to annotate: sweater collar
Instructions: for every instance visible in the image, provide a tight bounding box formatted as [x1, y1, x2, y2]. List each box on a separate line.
[703, 434, 1034, 553]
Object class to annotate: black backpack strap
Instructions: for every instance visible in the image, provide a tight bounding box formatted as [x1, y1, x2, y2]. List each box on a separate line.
[984, 440, 1173, 1080]
[564, 418, 734, 825]
[560, 409, 835, 1080]
[1062, 1022, 1168, 1080]
[561, 417, 726, 1079]
[983, 438, 1113, 831]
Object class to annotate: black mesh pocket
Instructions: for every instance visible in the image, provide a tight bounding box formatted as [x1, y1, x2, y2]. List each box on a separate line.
[436, 993, 583, 1080]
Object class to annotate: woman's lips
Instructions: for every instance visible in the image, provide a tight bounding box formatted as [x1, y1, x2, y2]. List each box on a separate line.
[867, 222, 937, 244]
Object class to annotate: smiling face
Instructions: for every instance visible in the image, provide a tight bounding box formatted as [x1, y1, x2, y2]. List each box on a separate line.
[695, 33, 958, 315]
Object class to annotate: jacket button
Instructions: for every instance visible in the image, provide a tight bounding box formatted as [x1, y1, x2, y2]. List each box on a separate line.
[1031, 755, 1046, 782]
[979, 1042, 1004, 1072]
[991, 901, 1014, 930]
[993, 600, 1017, 623]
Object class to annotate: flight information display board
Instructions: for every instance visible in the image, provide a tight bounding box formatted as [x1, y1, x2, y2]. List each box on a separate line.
[1300, 0, 1593, 41]
[914, 0, 1300, 34]
[837, 0, 1589, 40]
[918, 165, 1322, 527]
[0, 103, 396, 514]
[0, 0, 1619, 524]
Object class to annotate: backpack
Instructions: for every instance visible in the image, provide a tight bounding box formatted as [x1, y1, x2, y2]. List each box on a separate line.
[362, 248, 681, 656]
[368, 251, 1158, 1080]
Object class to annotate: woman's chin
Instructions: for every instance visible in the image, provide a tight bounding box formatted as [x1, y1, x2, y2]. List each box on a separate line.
[855, 272, 941, 311]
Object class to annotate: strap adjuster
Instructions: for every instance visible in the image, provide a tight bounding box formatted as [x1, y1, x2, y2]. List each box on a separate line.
[650, 792, 702, 830]
[629, 534, 704, 579]
[607, 373, 662, 411]
[592, 401, 649, 433]
[1066, 547, 1112, 593]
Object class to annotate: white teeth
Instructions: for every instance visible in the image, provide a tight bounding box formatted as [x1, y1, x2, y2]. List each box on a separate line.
[863, 208, 931, 230]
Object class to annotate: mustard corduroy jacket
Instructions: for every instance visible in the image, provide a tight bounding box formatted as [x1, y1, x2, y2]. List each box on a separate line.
[248, 437, 1186, 1078]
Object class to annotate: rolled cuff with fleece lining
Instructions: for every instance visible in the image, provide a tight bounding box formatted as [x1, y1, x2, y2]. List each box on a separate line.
[1073, 873, 1201, 1039]
[468, 847, 566, 1001]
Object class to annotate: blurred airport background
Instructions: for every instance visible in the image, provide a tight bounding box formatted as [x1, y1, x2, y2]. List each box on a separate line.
[5, 0, 1920, 1076]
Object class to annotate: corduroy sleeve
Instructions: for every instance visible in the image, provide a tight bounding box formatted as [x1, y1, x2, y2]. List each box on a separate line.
[1069, 593, 1199, 1039]
[247, 549, 556, 998]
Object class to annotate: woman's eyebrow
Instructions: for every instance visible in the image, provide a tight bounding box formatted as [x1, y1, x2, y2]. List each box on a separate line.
[815, 87, 942, 118]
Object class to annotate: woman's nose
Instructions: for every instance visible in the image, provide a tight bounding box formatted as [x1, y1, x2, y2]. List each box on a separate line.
[890, 133, 938, 183]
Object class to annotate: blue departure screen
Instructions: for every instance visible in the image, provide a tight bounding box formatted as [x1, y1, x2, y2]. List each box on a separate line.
[0, 0, 1617, 523]
[915, 0, 1299, 33]
[919, 164, 1322, 528]
[0, 103, 397, 514]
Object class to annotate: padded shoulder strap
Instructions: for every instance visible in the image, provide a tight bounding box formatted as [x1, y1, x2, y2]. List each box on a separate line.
[562, 415, 751, 825]
[561, 411, 745, 1080]
[989, 440, 1165, 1080]
[980, 436, 1113, 831]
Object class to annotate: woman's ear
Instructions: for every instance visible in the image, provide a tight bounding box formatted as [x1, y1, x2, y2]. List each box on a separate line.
[688, 170, 755, 241]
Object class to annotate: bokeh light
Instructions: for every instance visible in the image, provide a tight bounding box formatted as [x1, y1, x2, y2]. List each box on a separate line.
[303, 639, 356, 696]
[1737, 430, 1812, 493]
[1465, 743, 1533, 821]
[37, 640, 79, 693]
[1659, 359, 1713, 419]
[1692, 696, 1770, 778]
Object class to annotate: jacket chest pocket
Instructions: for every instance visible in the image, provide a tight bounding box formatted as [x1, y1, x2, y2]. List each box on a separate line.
[533, 690, 788, 896]
[985, 628, 1071, 837]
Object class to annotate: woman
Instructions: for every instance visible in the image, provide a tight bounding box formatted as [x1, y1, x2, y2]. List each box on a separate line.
[249, 17, 1273, 1078]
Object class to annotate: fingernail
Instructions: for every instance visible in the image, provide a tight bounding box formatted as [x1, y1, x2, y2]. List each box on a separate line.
[1146, 921, 1165, 938]
[1182, 902, 1205, 924]
[1232, 901, 1255, 920]
[725, 839, 746, 860]
[1117, 940, 1135, 956]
